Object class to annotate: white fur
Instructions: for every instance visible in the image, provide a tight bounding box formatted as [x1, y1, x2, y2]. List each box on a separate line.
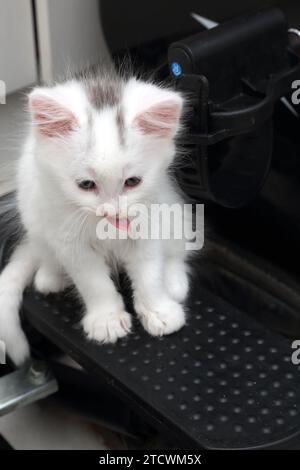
[0, 76, 191, 365]
[0, 240, 36, 364]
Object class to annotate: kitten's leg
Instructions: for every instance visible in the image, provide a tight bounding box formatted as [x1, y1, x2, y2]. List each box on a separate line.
[34, 264, 70, 294]
[126, 243, 186, 336]
[62, 248, 131, 343]
[34, 244, 70, 294]
[164, 257, 189, 303]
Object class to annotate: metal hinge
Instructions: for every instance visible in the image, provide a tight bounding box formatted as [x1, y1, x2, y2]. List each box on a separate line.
[0, 360, 58, 416]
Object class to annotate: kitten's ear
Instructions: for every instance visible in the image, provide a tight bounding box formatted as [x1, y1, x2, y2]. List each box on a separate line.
[127, 82, 183, 138]
[29, 88, 79, 138]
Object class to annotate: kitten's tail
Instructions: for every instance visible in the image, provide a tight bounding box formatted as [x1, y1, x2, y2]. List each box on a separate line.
[0, 239, 36, 365]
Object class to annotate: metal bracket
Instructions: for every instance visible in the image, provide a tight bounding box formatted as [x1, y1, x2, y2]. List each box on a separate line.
[0, 360, 58, 416]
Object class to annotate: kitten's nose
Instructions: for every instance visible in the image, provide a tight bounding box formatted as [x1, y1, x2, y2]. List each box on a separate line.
[103, 209, 119, 218]
[96, 202, 119, 218]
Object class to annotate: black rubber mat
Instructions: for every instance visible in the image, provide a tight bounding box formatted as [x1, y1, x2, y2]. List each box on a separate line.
[22, 270, 300, 450]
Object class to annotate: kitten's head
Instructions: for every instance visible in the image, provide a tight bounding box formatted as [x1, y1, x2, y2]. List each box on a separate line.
[28, 74, 183, 220]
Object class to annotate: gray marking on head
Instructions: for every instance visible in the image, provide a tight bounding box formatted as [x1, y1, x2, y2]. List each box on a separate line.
[84, 76, 123, 110]
[86, 107, 95, 151]
[79, 69, 130, 147]
[116, 106, 125, 146]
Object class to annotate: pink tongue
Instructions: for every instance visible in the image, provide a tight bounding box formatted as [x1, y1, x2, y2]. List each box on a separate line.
[106, 216, 130, 232]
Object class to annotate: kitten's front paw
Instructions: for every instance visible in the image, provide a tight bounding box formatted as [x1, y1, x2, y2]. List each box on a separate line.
[34, 266, 69, 295]
[137, 299, 186, 337]
[82, 310, 132, 344]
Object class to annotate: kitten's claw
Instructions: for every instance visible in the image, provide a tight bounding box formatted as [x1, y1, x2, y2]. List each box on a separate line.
[82, 310, 132, 343]
[137, 299, 186, 337]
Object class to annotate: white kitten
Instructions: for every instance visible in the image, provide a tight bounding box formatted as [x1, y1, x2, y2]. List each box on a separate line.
[0, 72, 191, 365]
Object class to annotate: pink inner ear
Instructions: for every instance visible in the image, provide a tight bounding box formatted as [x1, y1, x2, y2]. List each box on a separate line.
[31, 96, 79, 138]
[134, 99, 181, 137]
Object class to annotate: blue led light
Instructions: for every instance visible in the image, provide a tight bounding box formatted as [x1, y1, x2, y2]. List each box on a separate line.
[171, 62, 182, 77]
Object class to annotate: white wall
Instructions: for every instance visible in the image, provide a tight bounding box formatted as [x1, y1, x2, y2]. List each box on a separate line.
[35, 0, 111, 82]
[0, 0, 37, 93]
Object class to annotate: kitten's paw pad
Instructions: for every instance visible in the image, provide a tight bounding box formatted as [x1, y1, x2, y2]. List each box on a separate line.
[34, 267, 68, 295]
[83, 311, 132, 344]
[138, 300, 186, 337]
[166, 269, 189, 303]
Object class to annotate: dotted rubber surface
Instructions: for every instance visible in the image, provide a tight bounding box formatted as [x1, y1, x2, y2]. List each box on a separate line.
[23, 275, 300, 449]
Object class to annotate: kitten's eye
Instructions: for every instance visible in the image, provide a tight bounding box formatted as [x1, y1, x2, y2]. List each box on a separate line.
[124, 177, 141, 188]
[77, 180, 97, 191]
